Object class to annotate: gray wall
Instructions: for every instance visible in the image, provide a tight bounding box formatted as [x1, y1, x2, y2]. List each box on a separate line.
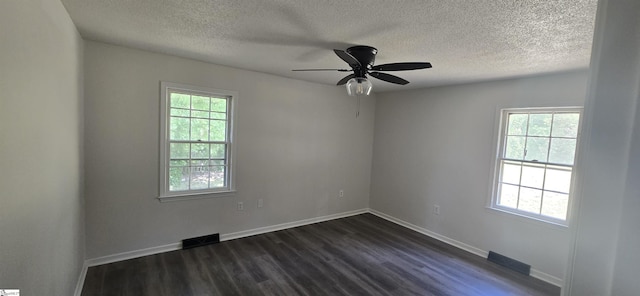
[0, 0, 85, 295]
[566, 0, 640, 294]
[83, 41, 375, 259]
[370, 71, 589, 282]
[610, 85, 640, 295]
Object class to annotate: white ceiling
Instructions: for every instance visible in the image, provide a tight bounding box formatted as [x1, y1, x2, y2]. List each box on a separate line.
[61, 0, 598, 93]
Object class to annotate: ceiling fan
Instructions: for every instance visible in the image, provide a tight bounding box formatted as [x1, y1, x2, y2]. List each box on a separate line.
[293, 45, 432, 96]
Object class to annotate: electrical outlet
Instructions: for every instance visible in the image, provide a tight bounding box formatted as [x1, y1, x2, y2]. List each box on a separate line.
[237, 201, 244, 211]
[257, 198, 263, 208]
[434, 205, 440, 215]
[339, 190, 344, 198]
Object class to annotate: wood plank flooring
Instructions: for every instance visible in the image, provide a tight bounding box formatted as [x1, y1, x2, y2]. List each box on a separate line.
[82, 213, 560, 296]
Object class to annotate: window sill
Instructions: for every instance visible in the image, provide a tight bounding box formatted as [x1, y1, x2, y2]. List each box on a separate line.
[158, 190, 236, 202]
[485, 206, 569, 229]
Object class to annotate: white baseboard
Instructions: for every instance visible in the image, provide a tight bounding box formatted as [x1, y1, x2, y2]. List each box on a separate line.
[85, 242, 182, 267]
[221, 208, 368, 242]
[368, 209, 564, 288]
[530, 269, 564, 288]
[73, 261, 89, 296]
[369, 209, 488, 257]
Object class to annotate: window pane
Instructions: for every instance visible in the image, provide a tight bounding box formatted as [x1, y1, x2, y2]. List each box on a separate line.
[170, 117, 190, 140]
[501, 161, 521, 184]
[521, 164, 545, 189]
[170, 108, 189, 117]
[552, 113, 580, 138]
[508, 114, 528, 135]
[170, 93, 190, 109]
[191, 159, 208, 167]
[528, 114, 552, 136]
[192, 95, 210, 111]
[169, 166, 189, 191]
[170, 160, 188, 167]
[524, 137, 549, 162]
[191, 118, 209, 141]
[544, 167, 572, 193]
[505, 136, 525, 159]
[210, 120, 227, 141]
[191, 110, 209, 119]
[210, 144, 226, 159]
[210, 112, 226, 120]
[190, 166, 209, 189]
[210, 166, 225, 188]
[492, 109, 580, 224]
[541, 191, 569, 220]
[518, 187, 542, 214]
[191, 143, 209, 159]
[170, 143, 189, 159]
[549, 138, 577, 165]
[211, 98, 227, 113]
[499, 184, 519, 208]
[162, 84, 235, 197]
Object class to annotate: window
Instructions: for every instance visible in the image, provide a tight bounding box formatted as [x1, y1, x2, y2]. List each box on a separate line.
[159, 82, 237, 199]
[490, 108, 581, 224]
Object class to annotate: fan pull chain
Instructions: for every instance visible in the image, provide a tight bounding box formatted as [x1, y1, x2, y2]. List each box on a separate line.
[356, 96, 360, 118]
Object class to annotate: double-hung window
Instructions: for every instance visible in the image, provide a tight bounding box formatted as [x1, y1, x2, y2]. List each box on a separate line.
[490, 108, 581, 225]
[159, 82, 237, 199]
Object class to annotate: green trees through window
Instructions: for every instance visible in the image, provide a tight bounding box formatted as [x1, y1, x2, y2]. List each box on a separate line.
[168, 92, 229, 191]
[493, 109, 581, 223]
[160, 82, 236, 198]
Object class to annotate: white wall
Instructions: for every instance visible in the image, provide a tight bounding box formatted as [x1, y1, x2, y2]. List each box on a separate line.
[610, 88, 640, 295]
[83, 41, 375, 259]
[370, 71, 589, 282]
[0, 0, 84, 295]
[565, 0, 640, 295]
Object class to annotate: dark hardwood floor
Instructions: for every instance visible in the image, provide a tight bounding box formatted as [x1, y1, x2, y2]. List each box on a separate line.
[82, 213, 560, 296]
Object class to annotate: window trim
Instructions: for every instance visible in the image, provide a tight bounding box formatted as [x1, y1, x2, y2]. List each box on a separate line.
[159, 81, 238, 201]
[488, 106, 583, 226]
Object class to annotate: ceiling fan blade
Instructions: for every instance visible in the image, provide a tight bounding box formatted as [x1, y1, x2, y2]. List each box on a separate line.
[337, 74, 356, 85]
[371, 62, 432, 71]
[292, 69, 351, 72]
[334, 49, 361, 68]
[369, 72, 410, 85]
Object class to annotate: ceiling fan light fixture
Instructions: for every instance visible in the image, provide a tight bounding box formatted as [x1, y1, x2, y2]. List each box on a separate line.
[346, 77, 372, 96]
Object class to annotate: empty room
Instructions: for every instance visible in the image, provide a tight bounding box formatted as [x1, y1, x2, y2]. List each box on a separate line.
[1, 0, 640, 295]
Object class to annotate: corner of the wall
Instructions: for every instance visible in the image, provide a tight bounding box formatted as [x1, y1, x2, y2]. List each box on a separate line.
[74, 261, 89, 296]
[368, 209, 487, 257]
[367, 208, 564, 289]
[530, 269, 564, 289]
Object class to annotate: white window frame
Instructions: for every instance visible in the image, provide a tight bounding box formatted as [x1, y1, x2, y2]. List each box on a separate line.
[159, 81, 237, 201]
[489, 107, 582, 226]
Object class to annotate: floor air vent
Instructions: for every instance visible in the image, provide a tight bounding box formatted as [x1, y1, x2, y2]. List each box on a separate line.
[487, 251, 531, 275]
[182, 233, 220, 249]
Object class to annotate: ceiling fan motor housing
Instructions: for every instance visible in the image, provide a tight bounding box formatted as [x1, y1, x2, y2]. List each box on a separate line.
[292, 45, 431, 87]
[347, 46, 377, 77]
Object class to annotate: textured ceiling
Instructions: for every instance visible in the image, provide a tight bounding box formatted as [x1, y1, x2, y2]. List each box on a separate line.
[61, 0, 597, 93]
